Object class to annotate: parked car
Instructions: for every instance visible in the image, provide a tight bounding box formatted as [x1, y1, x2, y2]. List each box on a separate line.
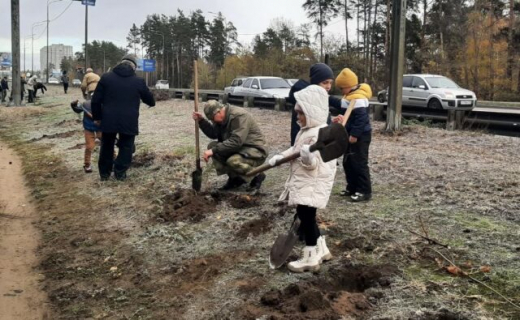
[224, 77, 247, 95]
[379, 75, 477, 110]
[72, 79, 81, 87]
[233, 76, 291, 98]
[377, 88, 388, 102]
[155, 80, 169, 90]
[48, 77, 60, 84]
[286, 78, 300, 86]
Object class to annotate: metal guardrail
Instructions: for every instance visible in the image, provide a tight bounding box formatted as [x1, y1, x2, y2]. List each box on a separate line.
[152, 88, 520, 136]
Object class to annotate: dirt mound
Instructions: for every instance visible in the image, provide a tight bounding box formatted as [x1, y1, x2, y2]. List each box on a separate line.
[30, 130, 77, 141]
[241, 263, 398, 319]
[210, 191, 260, 209]
[161, 189, 218, 222]
[132, 151, 156, 168]
[160, 153, 185, 165]
[236, 217, 272, 239]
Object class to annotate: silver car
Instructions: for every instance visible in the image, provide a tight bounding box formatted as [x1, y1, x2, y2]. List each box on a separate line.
[402, 74, 477, 110]
[233, 76, 291, 98]
[224, 77, 247, 96]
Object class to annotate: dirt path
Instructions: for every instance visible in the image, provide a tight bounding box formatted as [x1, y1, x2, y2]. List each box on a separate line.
[0, 140, 48, 320]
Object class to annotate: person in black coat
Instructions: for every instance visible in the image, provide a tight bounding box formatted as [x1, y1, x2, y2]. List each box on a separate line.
[1, 76, 8, 102]
[33, 81, 47, 98]
[92, 54, 156, 181]
[286, 63, 343, 146]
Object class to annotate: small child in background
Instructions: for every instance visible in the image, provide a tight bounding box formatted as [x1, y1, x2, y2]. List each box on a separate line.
[268, 85, 337, 273]
[71, 97, 101, 173]
[333, 68, 373, 202]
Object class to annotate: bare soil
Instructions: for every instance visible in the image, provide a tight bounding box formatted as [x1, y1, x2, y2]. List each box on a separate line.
[0, 86, 518, 319]
[0, 141, 49, 320]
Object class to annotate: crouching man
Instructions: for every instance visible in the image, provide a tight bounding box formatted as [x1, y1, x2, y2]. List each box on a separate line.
[192, 100, 268, 191]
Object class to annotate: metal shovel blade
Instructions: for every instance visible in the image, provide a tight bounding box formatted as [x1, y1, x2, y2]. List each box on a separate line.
[191, 168, 202, 192]
[269, 218, 301, 269]
[315, 122, 348, 162]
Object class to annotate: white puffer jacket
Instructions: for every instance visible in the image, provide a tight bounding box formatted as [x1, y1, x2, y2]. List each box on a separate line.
[278, 85, 337, 209]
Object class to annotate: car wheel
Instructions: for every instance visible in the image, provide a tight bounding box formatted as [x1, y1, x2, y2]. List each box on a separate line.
[428, 99, 442, 109]
[378, 93, 385, 103]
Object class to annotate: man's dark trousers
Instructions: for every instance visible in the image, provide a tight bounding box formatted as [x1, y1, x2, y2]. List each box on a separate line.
[343, 134, 372, 195]
[99, 132, 135, 180]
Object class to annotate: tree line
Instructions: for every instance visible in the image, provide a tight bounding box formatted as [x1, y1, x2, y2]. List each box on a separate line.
[62, 1, 519, 101]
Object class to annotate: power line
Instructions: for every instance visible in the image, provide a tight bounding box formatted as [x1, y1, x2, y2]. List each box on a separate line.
[49, 1, 74, 22]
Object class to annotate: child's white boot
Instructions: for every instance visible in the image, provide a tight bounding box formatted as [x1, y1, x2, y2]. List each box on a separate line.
[287, 246, 320, 273]
[317, 236, 332, 263]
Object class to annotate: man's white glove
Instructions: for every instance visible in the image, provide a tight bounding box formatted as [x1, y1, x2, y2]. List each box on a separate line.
[268, 155, 284, 166]
[300, 144, 316, 166]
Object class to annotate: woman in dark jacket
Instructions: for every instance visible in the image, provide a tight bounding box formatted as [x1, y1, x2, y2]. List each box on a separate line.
[286, 63, 343, 146]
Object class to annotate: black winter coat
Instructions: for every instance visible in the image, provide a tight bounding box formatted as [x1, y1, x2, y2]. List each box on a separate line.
[92, 63, 155, 135]
[287, 79, 342, 146]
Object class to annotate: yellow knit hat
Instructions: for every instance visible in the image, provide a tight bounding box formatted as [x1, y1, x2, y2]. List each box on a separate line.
[335, 68, 358, 89]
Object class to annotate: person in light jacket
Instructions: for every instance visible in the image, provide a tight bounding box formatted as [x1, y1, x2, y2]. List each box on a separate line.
[268, 85, 337, 273]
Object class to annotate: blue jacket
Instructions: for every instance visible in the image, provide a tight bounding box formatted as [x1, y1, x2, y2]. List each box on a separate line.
[346, 104, 371, 138]
[80, 100, 100, 132]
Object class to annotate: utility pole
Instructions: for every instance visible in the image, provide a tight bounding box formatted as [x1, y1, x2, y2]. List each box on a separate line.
[85, 4, 88, 72]
[11, 0, 21, 106]
[386, 0, 407, 131]
[47, 0, 63, 83]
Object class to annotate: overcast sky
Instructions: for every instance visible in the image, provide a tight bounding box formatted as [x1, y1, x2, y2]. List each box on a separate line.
[1, 0, 353, 70]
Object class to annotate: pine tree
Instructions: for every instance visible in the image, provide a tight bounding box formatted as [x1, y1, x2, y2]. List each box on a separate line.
[302, 0, 341, 61]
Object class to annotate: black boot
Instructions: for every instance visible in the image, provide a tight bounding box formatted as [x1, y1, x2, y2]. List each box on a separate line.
[219, 177, 245, 190]
[247, 173, 266, 191]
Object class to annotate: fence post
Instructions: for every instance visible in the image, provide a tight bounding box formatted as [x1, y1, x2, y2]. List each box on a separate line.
[274, 98, 286, 111]
[182, 91, 190, 100]
[243, 96, 254, 108]
[373, 104, 385, 121]
[200, 93, 208, 102]
[219, 93, 228, 104]
[447, 110, 465, 130]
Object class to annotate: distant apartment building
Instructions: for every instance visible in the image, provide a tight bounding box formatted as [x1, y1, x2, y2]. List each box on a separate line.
[40, 44, 73, 72]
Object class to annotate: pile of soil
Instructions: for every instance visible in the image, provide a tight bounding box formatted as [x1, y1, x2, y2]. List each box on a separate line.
[240, 262, 399, 319]
[161, 189, 219, 222]
[210, 191, 260, 209]
[132, 151, 156, 168]
[236, 217, 272, 239]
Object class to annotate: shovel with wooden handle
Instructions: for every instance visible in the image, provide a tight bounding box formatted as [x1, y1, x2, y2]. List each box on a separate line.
[262, 103, 355, 270]
[191, 60, 202, 192]
[246, 122, 348, 177]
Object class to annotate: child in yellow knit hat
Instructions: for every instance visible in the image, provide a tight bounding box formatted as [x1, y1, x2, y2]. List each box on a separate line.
[333, 68, 373, 202]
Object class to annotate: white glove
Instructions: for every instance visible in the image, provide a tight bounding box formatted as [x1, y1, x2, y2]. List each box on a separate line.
[268, 155, 284, 166]
[300, 144, 316, 166]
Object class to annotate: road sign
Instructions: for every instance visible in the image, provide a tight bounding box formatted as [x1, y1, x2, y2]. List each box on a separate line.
[0, 52, 12, 67]
[137, 59, 156, 72]
[81, 0, 96, 6]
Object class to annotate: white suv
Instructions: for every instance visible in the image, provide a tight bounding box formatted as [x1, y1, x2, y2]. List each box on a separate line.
[402, 74, 477, 110]
[155, 80, 169, 90]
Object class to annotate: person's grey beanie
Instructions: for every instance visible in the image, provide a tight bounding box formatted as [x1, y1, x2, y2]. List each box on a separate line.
[121, 53, 138, 67]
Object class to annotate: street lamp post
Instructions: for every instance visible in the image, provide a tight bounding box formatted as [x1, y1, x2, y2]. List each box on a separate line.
[47, 0, 63, 83]
[31, 21, 46, 75]
[23, 35, 33, 72]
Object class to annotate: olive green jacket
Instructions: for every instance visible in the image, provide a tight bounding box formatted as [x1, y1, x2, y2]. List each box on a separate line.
[199, 106, 267, 160]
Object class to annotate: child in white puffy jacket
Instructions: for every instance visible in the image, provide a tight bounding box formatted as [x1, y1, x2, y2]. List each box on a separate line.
[269, 85, 337, 273]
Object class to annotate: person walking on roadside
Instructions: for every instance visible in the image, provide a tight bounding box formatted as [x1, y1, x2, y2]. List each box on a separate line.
[268, 85, 336, 273]
[26, 74, 37, 103]
[332, 68, 373, 202]
[1, 76, 8, 102]
[70, 97, 102, 173]
[81, 68, 100, 99]
[192, 100, 268, 191]
[61, 71, 69, 94]
[91, 54, 155, 181]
